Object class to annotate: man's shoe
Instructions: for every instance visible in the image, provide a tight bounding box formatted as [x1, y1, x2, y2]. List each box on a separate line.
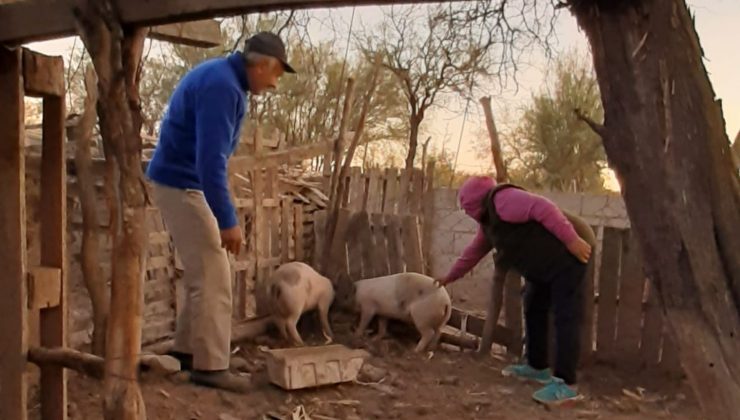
[190, 370, 251, 393]
[166, 351, 193, 371]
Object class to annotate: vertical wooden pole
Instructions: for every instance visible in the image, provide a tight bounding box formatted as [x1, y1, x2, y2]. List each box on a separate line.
[421, 161, 435, 275]
[596, 227, 622, 361]
[479, 96, 507, 183]
[0, 47, 27, 420]
[281, 198, 291, 262]
[294, 206, 304, 262]
[39, 94, 68, 420]
[401, 215, 424, 273]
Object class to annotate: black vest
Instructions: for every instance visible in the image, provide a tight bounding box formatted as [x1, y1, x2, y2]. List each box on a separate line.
[481, 184, 577, 281]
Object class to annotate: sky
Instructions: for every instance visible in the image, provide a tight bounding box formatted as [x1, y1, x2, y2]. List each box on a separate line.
[26, 0, 740, 176]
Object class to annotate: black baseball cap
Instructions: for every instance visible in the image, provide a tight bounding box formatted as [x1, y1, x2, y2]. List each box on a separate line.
[243, 32, 296, 74]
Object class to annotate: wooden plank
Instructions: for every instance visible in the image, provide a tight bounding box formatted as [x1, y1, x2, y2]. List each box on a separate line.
[504, 270, 523, 357]
[148, 231, 171, 245]
[348, 167, 364, 211]
[253, 167, 270, 316]
[615, 230, 646, 369]
[28, 266, 62, 309]
[447, 308, 512, 345]
[22, 48, 64, 97]
[146, 255, 170, 270]
[266, 167, 279, 271]
[640, 279, 663, 368]
[385, 215, 404, 274]
[397, 168, 411, 214]
[0, 47, 27, 420]
[230, 139, 335, 173]
[370, 213, 390, 277]
[149, 20, 222, 48]
[327, 209, 351, 280]
[0, 0, 466, 45]
[294, 206, 304, 262]
[367, 169, 383, 214]
[401, 215, 424, 273]
[410, 168, 424, 214]
[356, 211, 376, 279]
[579, 224, 602, 365]
[312, 210, 327, 269]
[596, 227, 622, 362]
[383, 167, 399, 214]
[421, 161, 435, 274]
[346, 212, 366, 281]
[281, 198, 291, 262]
[39, 93, 67, 420]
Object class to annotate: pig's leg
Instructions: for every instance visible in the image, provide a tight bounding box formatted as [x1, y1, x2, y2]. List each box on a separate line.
[372, 317, 388, 341]
[317, 296, 334, 344]
[286, 314, 305, 347]
[274, 318, 289, 342]
[428, 328, 443, 351]
[414, 328, 436, 353]
[355, 306, 376, 338]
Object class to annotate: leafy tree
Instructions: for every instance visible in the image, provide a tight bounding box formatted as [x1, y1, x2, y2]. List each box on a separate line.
[497, 51, 607, 192]
[358, 1, 556, 171]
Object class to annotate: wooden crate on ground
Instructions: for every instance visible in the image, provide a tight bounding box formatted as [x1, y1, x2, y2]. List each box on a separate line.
[264, 345, 369, 390]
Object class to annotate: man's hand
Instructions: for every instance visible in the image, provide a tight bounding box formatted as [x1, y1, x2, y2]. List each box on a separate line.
[220, 225, 243, 255]
[567, 237, 592, 264]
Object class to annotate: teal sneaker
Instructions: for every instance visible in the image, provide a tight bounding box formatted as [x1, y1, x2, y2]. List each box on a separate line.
[532, 377, 583, 406]
[501, 364, 552, 383]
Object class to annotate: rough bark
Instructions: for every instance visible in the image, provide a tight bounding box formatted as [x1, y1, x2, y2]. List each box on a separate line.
[405, 113, 423, 171]
[569, 1, 740, 418]
[69, 67, 109, 356]
[74, 1, 148, 419]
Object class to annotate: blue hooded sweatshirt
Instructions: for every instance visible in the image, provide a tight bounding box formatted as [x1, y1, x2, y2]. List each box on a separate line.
[147, 52, 249, 229]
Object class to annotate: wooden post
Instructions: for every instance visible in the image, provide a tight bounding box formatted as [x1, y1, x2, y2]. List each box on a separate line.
[39, 89, 68, 420]
[0, 47, 27, 420]
[401, 215, 424, 273]
[596, 227, 622, 361]
[479, 96, 507, 182]
[421, 161, 435, 275]
[75, 3, 149, 418]
[615, 231, 646, 370]
[294, 206, 304, 262]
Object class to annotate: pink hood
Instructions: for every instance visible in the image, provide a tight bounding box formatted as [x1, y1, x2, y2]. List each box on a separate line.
[458, 176, 496, 221]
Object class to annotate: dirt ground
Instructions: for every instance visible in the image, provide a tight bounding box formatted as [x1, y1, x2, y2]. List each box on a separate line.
[28, 310, 703, 420]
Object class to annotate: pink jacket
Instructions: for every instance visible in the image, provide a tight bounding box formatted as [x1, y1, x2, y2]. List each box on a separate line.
[443, 176, 579, 284]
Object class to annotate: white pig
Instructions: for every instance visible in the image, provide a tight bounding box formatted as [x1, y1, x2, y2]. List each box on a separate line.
[266, 261, 335, 346]
[353, 272, 452, 352]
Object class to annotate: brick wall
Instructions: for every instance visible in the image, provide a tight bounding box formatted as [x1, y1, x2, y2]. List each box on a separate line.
[427, 188, 629, 311]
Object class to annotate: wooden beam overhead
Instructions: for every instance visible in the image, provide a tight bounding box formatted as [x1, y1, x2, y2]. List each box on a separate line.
[23, 48, 64, 97]
[148, 20, 222, 48]
[0, 0, 463, 45]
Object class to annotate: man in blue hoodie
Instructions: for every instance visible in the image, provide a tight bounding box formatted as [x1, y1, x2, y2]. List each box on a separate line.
[147, 32, 294, 392]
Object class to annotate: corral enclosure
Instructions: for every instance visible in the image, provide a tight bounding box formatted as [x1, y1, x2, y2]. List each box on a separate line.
[24, 133, 683, 377]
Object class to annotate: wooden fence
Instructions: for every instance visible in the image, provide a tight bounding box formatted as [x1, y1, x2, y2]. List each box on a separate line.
[312, 209, 425, 305]
[445, 224, 683, 375]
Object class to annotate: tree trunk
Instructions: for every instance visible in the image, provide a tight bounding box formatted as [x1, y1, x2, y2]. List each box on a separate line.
[74, 1, 148, 419]
[405, 114, 422, 171]
[69, 67, 109, 356]
[569, 1, 740, 418]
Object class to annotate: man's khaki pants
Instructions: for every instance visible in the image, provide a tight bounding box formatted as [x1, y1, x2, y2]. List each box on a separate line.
[152, 183, 232, 371]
